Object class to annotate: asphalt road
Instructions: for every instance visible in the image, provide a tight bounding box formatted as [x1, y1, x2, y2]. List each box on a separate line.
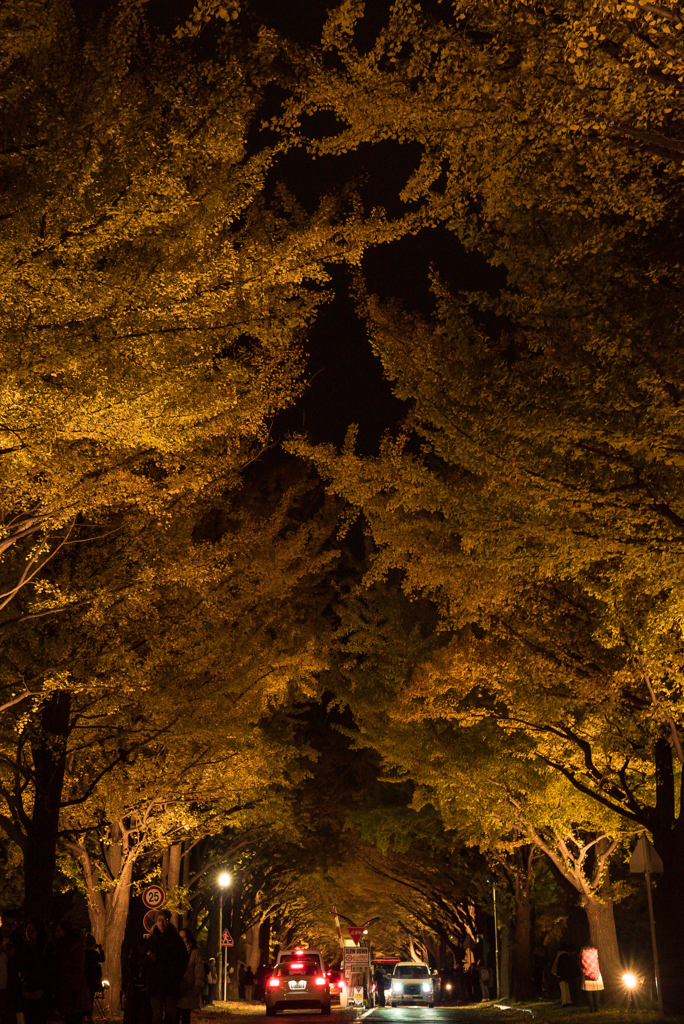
[197, 1002, 527, 1024]
[200, 1006, 518, 1024]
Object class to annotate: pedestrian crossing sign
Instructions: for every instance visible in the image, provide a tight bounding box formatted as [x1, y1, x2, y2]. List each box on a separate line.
[222, 928, 234, 947]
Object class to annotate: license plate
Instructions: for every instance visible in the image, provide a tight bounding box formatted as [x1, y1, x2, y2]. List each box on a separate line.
[289, 981, 307, 990]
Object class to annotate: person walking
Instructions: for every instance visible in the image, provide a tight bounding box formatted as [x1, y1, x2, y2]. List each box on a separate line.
[243, 967, 254, 1003]
[478, 963, 491, 1000]
[552, 946, 575, 1007]
[84, 935, 105, 1022]
[237, 965, 245, 1001]
[145, 912, 188, 1024]
[20, 918, 49, 1024]
[205, 960, 216, 1006]
[177, 929, 204, 1024]
[122, 935, 150, 1024]
[580, 946, 603, 1013]
[52, 920, 91, 1024]
[373, 965, 386, 1007]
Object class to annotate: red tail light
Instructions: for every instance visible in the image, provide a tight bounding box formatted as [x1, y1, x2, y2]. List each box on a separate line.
[315, 977, 326, 987]
[291, 962, 304, 970]
[269, 978, 281, 989]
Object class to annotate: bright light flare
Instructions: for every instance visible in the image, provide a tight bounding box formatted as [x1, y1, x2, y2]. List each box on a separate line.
[268, 978, 281, 989]
[315, 977, 327, 987]
[622, 973, 638, 990]
[218, 872, 231, 888]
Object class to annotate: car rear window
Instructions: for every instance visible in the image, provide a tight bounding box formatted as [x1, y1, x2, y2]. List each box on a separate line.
[394, 966, 430, 980]
[279, 955, 322, 973]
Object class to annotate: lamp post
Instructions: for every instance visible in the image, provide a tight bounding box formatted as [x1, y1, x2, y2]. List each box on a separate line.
[492, 881, 500, 999]
[218, 872, 231, 1002]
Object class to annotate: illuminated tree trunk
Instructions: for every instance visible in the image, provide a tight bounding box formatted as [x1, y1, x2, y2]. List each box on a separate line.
[69, 823, 137, 1012]
[167, 841, 183, 928]
[581, 889, 621, 1001]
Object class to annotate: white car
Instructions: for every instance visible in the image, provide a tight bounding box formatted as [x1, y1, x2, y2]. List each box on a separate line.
[389, 962, 434, 1007]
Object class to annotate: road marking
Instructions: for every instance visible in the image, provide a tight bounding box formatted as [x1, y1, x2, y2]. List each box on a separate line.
[360, 1010, 375, 1018]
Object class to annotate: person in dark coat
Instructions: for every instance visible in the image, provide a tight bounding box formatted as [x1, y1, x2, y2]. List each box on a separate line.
[373, 966, 386, 1007]
[243, 967, 254, 1002]
[145, 912, 188, 1024]
[20, 919, 49, 1024]
[123, 936, 151, 1024]
[84, 935, 105, 1020]
[51, 920, 91, 1024]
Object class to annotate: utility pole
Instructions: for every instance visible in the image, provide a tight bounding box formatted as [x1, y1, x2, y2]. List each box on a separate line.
[493, 881, 500, 999]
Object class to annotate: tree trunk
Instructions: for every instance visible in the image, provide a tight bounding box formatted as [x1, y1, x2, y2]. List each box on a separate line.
[498, 903, 511, 999]
[648, 737, 684, 1014]
[73, 823, 136, 1012]
[511, 846, 535, 1000]
[167, 842, 182, 928]
[245, 921, 261, 972]
[582, 893, 621, 1002]
[24, 692, 71, 919]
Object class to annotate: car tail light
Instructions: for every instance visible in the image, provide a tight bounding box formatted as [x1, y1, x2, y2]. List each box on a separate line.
[315, 977, 326, 987]
[269, 978, 281, 989]
[291, 962, 304, 970]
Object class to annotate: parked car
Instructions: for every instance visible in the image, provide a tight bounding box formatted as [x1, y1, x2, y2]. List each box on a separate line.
[326, 970, 346, 1005]
[266, 950, 331, 1015]
[388, 962, 434, 1008]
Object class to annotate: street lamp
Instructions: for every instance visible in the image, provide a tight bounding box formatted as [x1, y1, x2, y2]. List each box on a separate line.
[218, 872, 231, 1002]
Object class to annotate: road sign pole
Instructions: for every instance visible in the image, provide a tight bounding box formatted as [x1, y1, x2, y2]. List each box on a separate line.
[644, 866, 663, 1016]
[493, 881, 500, 1000]
[218, 894, 223, 1002]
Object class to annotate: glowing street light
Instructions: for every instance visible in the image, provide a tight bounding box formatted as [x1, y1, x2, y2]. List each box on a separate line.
[623, 972, 638, 1009]
[218, 871, 231, 888]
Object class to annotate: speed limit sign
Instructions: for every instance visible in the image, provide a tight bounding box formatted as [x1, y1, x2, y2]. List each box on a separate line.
[142, 885, 165, 910]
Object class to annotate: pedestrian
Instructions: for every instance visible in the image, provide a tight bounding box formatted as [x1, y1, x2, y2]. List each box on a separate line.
[243, 967, 254, 1002]
[145, 911, 188, 1024]
[122, 936, 150, 1024]
[177, 929, 204, 1024]
[205, 960, 216, 1006]
[478, 963, 490, 1000]
[52, 920, 91, 1024]
[580, 946, 603, 1013]
[373, 965, 385, 1007]
[551, 945, 575, 1007]
[20, 918, 49, 1024]
[237, 964, 245, 1001]
[84, 934, 105, 1021]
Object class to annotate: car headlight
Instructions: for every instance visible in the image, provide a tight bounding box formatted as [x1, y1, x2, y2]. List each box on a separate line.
[422, 983, 432, 993]
[392, 982, 403, 992]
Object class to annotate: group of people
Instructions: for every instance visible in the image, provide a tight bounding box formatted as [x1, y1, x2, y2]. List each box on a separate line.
[124, 910, 213, 1024]
[435, 961, 493, 1003]
[0, 907, 105, 1024]
[0, 906, 221, 1024]
[552, 944, 604, 1012]
[236, 966, 254, 1002]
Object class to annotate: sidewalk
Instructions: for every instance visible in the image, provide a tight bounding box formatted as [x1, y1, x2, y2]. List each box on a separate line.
[493, 999, 683, 1024]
